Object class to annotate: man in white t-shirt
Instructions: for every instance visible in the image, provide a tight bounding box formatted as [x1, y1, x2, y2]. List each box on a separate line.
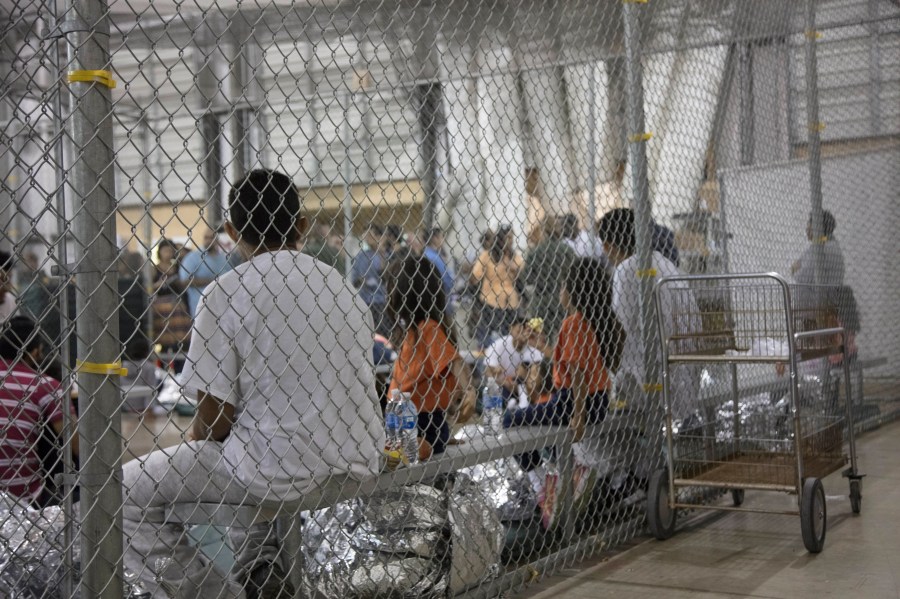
[597, 208, 701, 421]
[121, 170, 385, 599]
[485, 315, 544, 397]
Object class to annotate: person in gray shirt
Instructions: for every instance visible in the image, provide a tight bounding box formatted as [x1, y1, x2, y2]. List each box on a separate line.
[792, 210, 845, 287]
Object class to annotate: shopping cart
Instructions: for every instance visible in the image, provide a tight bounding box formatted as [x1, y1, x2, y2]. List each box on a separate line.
[646, 272, 863, 553]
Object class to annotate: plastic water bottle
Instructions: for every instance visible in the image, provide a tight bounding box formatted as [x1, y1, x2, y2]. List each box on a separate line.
[386, 390, 419, 464]
[482, 377, 504, 436]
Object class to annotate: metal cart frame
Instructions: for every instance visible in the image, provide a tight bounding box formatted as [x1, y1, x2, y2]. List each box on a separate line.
[646, 272, 864, 553]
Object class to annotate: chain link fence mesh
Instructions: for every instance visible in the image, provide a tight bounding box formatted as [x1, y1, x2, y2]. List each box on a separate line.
[1, 0, 898, 597]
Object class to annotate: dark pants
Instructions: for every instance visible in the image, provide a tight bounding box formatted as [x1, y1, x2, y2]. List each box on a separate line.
[475, 305, 519, 349]
[504, 389, 609, 471]
[419, 410, 449, 455]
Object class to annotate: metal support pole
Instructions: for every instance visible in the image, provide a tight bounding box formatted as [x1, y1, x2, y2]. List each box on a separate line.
[0, 50, 15, 252]
[140, 118, 157, 317]
[804, 0, 825, 286]
[739, 43, 755, 166]
[587, 63, 598, 231]
[200, 112, 224, 229]
[623, 0, 663, 480]
[63, 0, 124, 595]
[47, 6, 76, 595]
[622, 2, 659, 393]
[866, 0, 882, 137]
[416, 82, 443, 232]
[341, 92, 354, 279]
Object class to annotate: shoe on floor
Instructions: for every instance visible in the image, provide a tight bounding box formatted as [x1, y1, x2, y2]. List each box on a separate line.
[245, 562, 296, 599]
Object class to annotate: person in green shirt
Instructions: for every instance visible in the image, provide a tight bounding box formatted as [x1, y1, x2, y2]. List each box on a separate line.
[520, 217, 577, 343]
[302, 221, 345, 275]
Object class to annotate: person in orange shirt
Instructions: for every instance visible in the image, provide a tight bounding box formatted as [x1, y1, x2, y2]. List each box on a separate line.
[506, 258, 625, 468]
[387, 256, 476, 460]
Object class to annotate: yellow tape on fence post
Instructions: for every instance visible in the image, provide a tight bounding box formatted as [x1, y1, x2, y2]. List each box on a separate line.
[67, 69, 117, 89]
[75, 360, 128, 377]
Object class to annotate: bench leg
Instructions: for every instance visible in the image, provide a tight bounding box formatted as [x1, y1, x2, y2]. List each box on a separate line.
[276, 514, 304, 599]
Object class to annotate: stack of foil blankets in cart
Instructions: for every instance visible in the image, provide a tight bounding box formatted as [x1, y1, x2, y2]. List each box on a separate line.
[682, 374, 832, 449]
[0, 492, 147, 598]
[304, 473, 503, 598]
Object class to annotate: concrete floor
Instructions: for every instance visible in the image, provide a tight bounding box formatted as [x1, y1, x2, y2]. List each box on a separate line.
[518, 418, 900, 599]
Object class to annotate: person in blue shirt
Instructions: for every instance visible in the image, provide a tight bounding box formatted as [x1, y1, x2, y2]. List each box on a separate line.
[179, 227, 232, 317]
[422, 227, 454, 301]
[351, 225, 392, 335]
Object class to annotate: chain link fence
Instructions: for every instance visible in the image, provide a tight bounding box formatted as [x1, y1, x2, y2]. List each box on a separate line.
[1, 0, 898, 597]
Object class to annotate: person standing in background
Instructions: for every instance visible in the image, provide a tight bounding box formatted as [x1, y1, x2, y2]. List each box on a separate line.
[520, 218, 577, 342]
[352, 225, 392, 336]
[421, 227, 455, 303]
[18, 252, 62, 346]
[792, 210, 844, 287]
[152, 239, 192, 358]
[179, 228, 232, 318]
[597, 208, 701, 421]
[302, 221, 345, 275]
[651, 221, 680, 268]
[470, 226, 523, 349]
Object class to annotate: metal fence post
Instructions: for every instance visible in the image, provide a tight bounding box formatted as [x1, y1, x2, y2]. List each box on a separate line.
[63, 0, 125, 595]
[587, 64, 598, 230]
[622, 1, 660, 401]
[804, 0, 825, 285]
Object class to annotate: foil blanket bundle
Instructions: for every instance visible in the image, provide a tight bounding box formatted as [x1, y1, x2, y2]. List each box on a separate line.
[0, 493, 147, 598]
[676, 375, 832, 450]
[303, 474, 503, 598]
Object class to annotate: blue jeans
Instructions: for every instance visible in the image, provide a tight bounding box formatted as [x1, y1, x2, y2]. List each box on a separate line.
[504, 389, 609, 471]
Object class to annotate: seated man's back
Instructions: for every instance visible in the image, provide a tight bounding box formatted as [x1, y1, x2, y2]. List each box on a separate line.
[183, 249, 384, 500]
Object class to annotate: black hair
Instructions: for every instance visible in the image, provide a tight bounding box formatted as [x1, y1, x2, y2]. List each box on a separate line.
[385, 225, 403, 244]
[157, 238, 178, 255]
[480, 229, 494, 250]
[0, 250, 12, 273]
[561, 214, 580, 240]
[489, 227, 512, 263]
[386, 255, 456, 346]
[228, 169, 300, 248]
[424, 226, 443, 245]
[0, 316, 48, 361]
[810, 210, 837, 238]
[124, 335, 152, 361]
[596, 208, 636, 256]
[563, 258, 625, 373]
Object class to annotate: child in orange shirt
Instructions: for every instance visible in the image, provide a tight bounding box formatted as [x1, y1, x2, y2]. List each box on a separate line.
[387, 256, 476, 459]
[506, 258, 625, 467]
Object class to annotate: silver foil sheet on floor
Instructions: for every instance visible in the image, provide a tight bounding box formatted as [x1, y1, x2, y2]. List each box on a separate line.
[303, 475, 501, 598]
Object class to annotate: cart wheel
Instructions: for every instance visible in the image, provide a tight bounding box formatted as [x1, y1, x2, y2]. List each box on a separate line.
[647, 469, 677, 540]
[731, 489, 745, 507]
[849, 479, 862, 515]
[800, 478, 826, 553]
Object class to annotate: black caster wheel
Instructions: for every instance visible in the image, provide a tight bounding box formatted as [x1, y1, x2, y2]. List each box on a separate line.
[801, 478, 826, 553]
[647, 469, 677, 540]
